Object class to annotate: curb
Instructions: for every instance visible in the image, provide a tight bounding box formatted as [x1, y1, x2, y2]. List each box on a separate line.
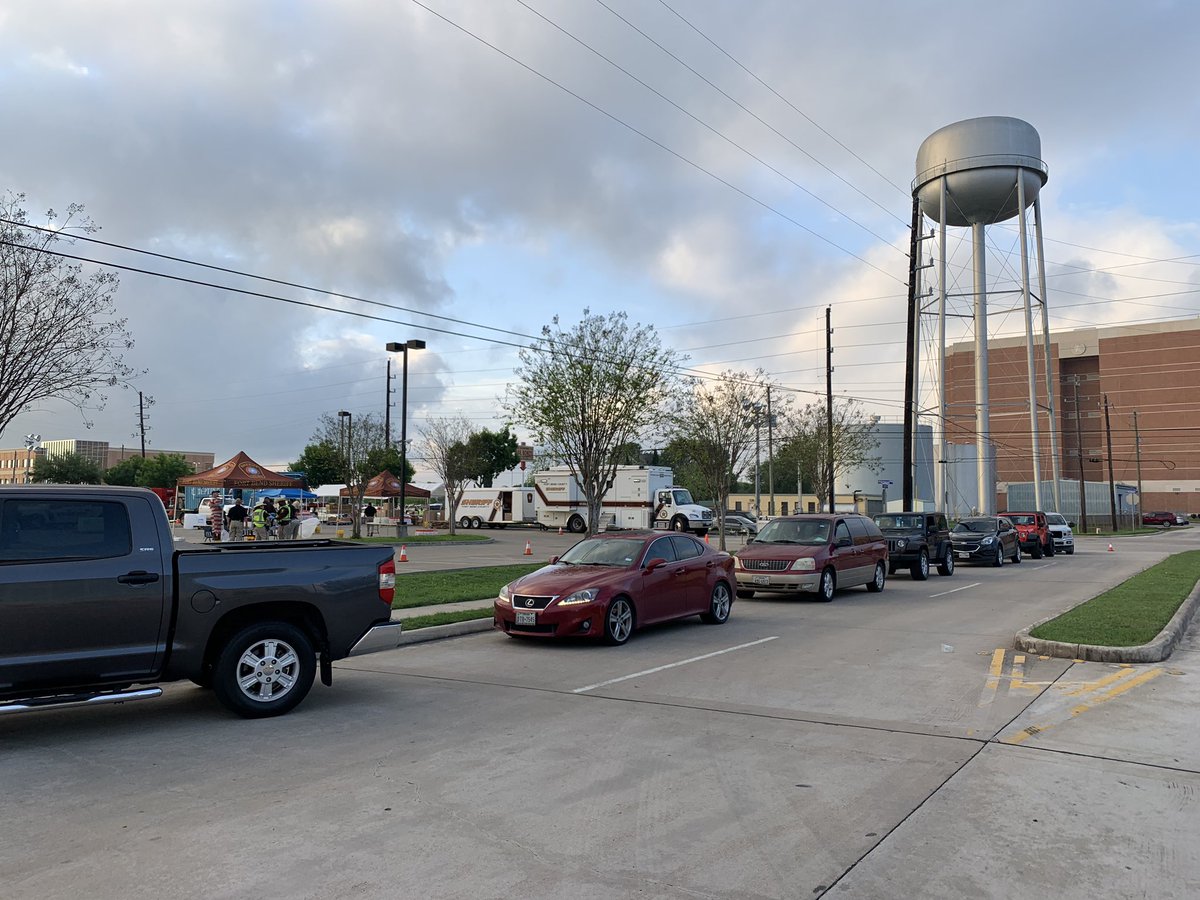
[396, 618, 495, 645]
[1015, 579, 1200, 663]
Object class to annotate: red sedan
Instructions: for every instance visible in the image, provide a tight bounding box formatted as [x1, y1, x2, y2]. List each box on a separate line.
[494, 531, 735, 645]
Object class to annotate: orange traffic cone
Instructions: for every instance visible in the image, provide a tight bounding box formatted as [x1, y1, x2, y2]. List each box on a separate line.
[558, 526, 564, 536]
[524, 540, 533, 556]
[705, 533, 710, 544]
[1108, 543, 1115, 552]
[398, 544, 409, 563]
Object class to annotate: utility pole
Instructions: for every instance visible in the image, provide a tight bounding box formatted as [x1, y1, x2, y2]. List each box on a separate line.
[766, 386, 775, 516]
[1133, 410, 1143, 524]
[902, 196, 920, 510]
[1070, 377, 1088, 532]
[1104, 393, 1118, 531]
[826, 306, 835, 513]
[138, 391, 147, 457]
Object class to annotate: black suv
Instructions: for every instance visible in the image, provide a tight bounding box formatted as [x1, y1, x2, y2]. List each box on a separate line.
[873, 511, 954, 580]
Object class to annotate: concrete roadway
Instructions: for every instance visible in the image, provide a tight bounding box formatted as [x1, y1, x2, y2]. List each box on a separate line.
[3, 529, 1199, 899]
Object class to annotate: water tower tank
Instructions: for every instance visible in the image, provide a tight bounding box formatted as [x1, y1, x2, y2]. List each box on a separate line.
[914, 116, 1047, 227]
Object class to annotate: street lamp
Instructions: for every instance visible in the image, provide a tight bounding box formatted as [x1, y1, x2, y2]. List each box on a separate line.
[338, 410, 352, 521]
[852, 489, 863, 513]
[386, 339, 426, 536]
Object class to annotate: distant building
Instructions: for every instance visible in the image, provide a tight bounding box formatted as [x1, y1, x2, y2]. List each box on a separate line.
[0, 438, 215, 484]
[945, 318, 1200, 517]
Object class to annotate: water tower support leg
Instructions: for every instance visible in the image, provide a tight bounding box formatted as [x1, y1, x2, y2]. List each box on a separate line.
[1018, 174, 1043, 510]
[1034, 195, 1062, 511]
[973, 222, 993, 515]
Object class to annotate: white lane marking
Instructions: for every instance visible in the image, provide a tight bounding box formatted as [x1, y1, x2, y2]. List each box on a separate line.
[929, 582, 981, 598]
[572, 636, 779, 694]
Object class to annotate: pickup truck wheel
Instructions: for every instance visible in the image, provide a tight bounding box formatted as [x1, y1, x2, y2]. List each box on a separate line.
[910, 550, 929, 581]
[212, 622, 316, 719]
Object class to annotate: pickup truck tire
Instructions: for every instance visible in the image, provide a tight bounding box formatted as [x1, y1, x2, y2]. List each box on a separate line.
[212, 622, 316, 718]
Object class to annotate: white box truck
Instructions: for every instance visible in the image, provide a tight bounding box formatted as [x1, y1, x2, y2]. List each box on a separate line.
[533, 466, 713, 535]
[454, 487, 538, 529]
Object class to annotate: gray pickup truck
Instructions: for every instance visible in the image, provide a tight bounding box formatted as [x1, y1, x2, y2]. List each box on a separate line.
[0, 485, 402, 718]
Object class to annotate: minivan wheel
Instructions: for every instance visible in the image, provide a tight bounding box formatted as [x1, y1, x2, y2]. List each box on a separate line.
[911, 550, 929, 581]
[937, 549, 955, 576]
[818, 568, 836, 602]
[866, 561, 886, 593]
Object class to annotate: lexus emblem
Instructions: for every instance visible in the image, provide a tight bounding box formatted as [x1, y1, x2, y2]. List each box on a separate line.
[525, 598, 535, 608]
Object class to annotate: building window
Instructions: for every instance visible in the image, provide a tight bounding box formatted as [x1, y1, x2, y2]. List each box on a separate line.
[781, 501, 789, 515]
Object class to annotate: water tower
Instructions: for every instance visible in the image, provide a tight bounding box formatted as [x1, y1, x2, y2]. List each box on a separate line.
[912, 116, 1061, 515]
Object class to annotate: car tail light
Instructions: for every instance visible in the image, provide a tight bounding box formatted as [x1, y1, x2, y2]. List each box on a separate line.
[378, 558, 396, 605]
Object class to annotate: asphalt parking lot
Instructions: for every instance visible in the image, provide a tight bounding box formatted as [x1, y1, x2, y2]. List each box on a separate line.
[3, 529, 1199, 899]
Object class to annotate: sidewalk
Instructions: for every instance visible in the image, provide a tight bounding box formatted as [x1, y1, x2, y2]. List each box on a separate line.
[391, 599, 494, 621]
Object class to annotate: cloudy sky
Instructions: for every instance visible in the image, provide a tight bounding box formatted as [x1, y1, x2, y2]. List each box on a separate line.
[2, 0, 1197, 476]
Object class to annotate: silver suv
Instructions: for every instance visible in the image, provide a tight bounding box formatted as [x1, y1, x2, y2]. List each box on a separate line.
[1045, 513, 1075, 555]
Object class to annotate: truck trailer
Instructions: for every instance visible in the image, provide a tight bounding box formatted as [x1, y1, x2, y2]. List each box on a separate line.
[533, 466, 713, 535]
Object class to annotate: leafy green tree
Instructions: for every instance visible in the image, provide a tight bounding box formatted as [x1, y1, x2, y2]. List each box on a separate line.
[778, 399, 881, 512]
[290, 441, 344, 489]
[505, 310, 682, 535]
[360, 444, 415, 484]
[137, 453, 193, 488]
[306, 413, 389, 538]
[104, 455, 147, 486]
[666, 371, 769, 550]
[31, 452, 103, 484]
[418, 415, 476, 535]
[464, 427, 519, 487]
[608, 441, 643, 466]
[0, 194, 137, 442]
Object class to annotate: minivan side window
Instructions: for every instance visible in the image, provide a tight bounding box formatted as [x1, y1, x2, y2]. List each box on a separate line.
[0, 499, 132, 563]
[844, 517, 869, 543]
[834, 521, 852, 545]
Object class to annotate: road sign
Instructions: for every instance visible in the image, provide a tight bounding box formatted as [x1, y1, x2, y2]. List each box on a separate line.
[878, 479, 893, 487]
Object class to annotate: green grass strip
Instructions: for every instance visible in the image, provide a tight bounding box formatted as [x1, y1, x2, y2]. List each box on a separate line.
[403, 607, 494, 630]
[392, 562, 544, 609]
[1030, 550, 1200, 646]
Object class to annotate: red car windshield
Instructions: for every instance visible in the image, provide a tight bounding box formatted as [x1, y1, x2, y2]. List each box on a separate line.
[558, 538, 645, 567]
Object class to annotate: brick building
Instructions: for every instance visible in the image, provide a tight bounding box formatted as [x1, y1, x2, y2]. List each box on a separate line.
[0, 439, 215, 484]
[0, 447, 46, 485]
[945, 319, 1200, 516]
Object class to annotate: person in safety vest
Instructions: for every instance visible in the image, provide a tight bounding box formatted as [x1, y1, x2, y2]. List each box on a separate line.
[252, 502, 270, 541]
[275, 497, 292, 539]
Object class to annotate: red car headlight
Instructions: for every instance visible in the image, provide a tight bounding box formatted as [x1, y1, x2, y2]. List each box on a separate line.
[558, 588, 600, 606]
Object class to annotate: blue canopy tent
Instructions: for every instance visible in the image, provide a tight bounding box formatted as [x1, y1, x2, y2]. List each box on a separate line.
[257, 487, 319, 501]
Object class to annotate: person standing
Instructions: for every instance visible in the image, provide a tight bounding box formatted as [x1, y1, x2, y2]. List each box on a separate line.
[275, 497, 292, 540]
[251, 501, 270, 541]
[227, 498, 248, 542]
[208, 491, 224, 542]
[285, 500, 303, 539]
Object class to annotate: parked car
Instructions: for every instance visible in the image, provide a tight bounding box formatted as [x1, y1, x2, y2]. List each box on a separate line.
[1143, 511, 1176, 526]
[949, 517, 1021, 566]
[1001, 511, 1055, 558]
[718, 513, 758, 536]
[0, 486, 402, 719]
[731, 514, 888, 602]
[1045, 513, 1075, 555]
[873, 511, 954, 579]
[493, 531, 734, 645]
[1173, 513, 1190, 527]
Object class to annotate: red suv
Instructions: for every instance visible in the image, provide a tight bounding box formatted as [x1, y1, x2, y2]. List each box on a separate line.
[1002, 511, 1055, 558]
[732, 514, 888, 602]
[1143, 511, 1176, 526]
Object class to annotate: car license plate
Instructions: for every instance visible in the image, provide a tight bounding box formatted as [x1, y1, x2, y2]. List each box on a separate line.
[515, 611, 537, 625]
[956, 551, 970, 559]
[752, 575, 770, 585]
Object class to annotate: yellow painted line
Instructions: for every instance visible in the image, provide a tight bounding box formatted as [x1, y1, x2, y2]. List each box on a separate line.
[1011, 655, 1027, 689]
[985, 648, 1005, 691]
[1063, 667, 1136, 697]
[1006, 724, 1042, 745]
[1070, 668, 1164, 716]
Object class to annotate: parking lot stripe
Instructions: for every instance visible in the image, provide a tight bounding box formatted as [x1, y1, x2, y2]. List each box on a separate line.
[572, 636, 779, 694]
[930, 582, 981, 598]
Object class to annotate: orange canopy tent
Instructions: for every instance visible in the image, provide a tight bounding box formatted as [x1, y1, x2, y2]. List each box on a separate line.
[340, 471, 430, 499]
[177, 451, 299, 489]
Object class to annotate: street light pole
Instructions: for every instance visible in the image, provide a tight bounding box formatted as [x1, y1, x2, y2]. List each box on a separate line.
[387, 339, 427, 536]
